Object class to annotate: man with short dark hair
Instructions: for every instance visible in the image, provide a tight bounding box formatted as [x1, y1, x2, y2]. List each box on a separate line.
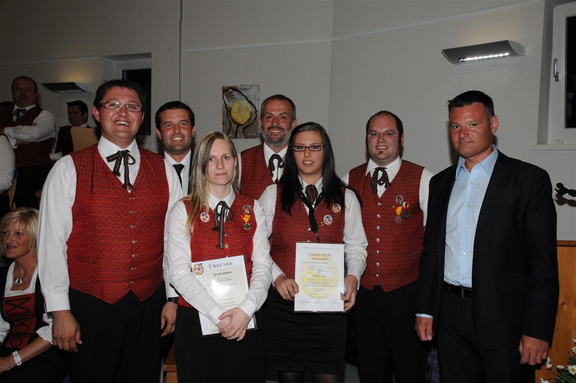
[0, 75, 55, 209]
[239, 94, 297, 199]
[53, 100, 91, 159]
[38, 79, 182, 383]
[155, 101, 196, 194]
[416, 90, 558, 382]
[344, 111, 433, 383]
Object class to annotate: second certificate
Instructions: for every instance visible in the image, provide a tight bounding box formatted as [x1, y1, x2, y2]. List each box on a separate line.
[294, 242, 344, 312]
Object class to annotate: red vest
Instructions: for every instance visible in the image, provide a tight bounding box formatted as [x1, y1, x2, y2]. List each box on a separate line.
[179, 195, 257, 308]
[0, 106, 54, 168]
[67, 145, 169, 304]
[348, 161, 424, 291]
[240, 144, 274, 199]
[271, 187, 345, 280]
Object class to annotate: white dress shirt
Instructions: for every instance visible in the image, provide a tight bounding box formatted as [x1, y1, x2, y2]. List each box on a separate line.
[0, 135, 15, 193]
[3, 105, 55, 148]
[342, 157, 434, 225]
[258, 179, 368, 285]
[165, 189, 272, 326]
[37, 137, 183, 312]
[164, 150, 192, 195]
[0, 265, 53, 344]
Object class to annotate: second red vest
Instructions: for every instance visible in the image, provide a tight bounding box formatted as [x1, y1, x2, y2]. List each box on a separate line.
[271, 186, 345, 280]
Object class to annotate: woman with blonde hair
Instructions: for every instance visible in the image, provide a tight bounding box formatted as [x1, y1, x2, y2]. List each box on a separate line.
[0, 207, 67, 382]
[165, 131, 272, 383]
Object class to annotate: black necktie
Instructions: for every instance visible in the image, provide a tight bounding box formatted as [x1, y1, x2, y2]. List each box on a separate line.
[370, 167, 391, 193]
[212, 201, 233, 249]
[106, 150, 136, 191]
[268, 154, 284, 183]
[13, 108, 26, 121]
[173, 164, 185, 186]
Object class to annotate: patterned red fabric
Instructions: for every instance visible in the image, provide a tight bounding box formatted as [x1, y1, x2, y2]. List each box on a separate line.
[240, 144, 274, 199]
[2, 293, 36, 349]
[178, 195, 257, 308]
[348, 161, 424, 291]
[0, 106, 54, 168]
[67, 145, 169, 304]
[270, 186, 345, 280]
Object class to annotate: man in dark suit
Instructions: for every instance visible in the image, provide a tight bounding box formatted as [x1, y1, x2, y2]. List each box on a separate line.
[416, 90, 558, 382]
[155, 101, 196, 194]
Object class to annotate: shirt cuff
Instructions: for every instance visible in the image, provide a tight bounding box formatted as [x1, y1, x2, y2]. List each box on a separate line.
[44, 293, 71, 313]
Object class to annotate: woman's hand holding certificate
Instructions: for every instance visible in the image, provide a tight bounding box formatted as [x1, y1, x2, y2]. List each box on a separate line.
[218, 307, 251, 341]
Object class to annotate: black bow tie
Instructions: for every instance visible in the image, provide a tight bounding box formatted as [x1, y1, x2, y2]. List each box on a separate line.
[106, 150, 136, 191]
[370, 167, 391, 193]
[268, 154, 284, 183]
[212, 201, 233, 249]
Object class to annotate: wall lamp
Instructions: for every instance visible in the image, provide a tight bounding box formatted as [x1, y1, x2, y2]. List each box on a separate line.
[442, 40, 525, 65]
[42, 82, 95, 93]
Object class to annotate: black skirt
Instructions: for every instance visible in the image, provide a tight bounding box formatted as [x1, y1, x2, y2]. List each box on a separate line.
[264, 288, 347, 374]
[175, 305, 265, 383]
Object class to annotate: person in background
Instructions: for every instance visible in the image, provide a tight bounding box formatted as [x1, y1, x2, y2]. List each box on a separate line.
[166, 131, 272, 383]
[343, 110, 433, 383]
[37, 79, 182, 383]
[239, 94, 297, 199]
[53, 100, 91, 159]
[416, 90, 558, 383]
[259, 122, 367, 383]
[155, 101, 196, 194]
[0, 76, 55, 209]
[0, 207, 67, 382]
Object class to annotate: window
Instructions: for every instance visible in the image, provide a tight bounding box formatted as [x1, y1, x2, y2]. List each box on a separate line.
[548, 3, 576, 144]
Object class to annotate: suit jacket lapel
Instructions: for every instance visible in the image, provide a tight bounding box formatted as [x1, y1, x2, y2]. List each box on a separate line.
[475, 152, 510, 242]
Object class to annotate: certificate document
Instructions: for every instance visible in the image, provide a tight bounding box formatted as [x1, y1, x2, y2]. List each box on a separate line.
[294, 242, 345, 312]
[192, 255, 256, 336]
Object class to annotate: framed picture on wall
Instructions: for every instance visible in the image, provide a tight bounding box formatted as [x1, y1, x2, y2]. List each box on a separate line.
[222, 84, 259, 139]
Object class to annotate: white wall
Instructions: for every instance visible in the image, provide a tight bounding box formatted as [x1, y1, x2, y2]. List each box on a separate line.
[1, 0, 574, 239]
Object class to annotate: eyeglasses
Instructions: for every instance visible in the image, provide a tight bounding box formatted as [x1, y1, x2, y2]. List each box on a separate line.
[367, 131, 398, 139]
[99, 101, 143, 113]
[292, 145, 325, 152]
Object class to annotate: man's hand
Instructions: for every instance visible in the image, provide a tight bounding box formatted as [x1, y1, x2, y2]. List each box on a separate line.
[415, 317, 433, 341]
[160, 301, 177, 337]
[52, 310, 82, 353]
[275, 275, 299, 301]
[218, 308, 251, 341]
[341, 275, 358, 312]
[519, 335, 549, 366]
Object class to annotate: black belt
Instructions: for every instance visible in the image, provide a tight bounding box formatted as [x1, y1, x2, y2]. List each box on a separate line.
[443, 282, 473, 300]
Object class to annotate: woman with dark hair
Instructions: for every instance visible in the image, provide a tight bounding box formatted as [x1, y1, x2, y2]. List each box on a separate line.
[0, 207, 67, 382]
[165, 131, 272, 383]
[259, 122, 367, 383]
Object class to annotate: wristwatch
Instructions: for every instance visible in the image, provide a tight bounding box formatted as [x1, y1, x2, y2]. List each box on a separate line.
[167, 297, 178, 304]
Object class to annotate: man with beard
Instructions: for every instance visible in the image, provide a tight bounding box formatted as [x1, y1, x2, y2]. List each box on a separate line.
[239, 94, 297, 199]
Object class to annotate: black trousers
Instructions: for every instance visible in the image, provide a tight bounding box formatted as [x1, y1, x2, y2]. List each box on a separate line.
[355, 282, 425, 383]
[174, 305, 265, 383]
[437, 289, 535, 383]
[67, 286, 165, 383]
